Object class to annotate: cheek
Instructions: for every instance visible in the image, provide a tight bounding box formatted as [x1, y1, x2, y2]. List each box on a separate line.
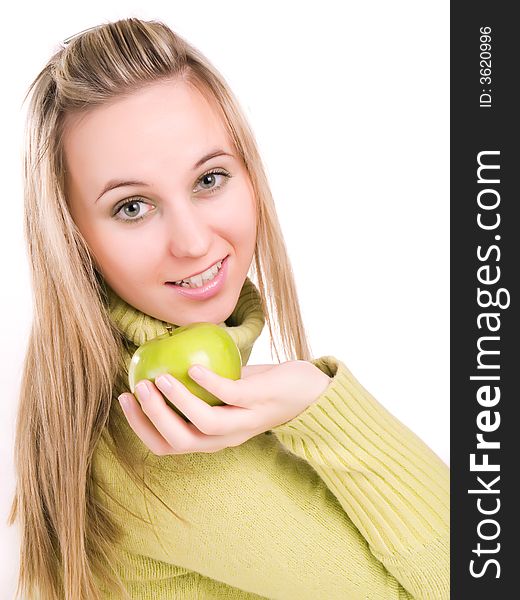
[226, 183, 257, 247]
[223, 203, 256, 255]
[86, 227, 153, 283]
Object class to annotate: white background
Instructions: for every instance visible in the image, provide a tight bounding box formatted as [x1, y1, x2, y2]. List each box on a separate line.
[0, 1, 449, 597]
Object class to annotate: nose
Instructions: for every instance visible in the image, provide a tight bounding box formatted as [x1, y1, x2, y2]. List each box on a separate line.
[164, 203, 212, 258]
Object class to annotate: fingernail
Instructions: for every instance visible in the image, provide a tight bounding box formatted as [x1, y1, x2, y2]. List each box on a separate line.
[189, 365, 204, 379]
[136, 382, 150, 400]
[156, 375, 172, 390]
[118, 394, 130, 410]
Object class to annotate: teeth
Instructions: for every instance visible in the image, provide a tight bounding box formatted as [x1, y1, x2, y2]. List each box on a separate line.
[187, 273, 204, 287]
[173, 259, 223, 288]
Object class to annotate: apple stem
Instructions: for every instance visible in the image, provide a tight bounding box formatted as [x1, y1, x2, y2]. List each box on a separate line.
[165, 324, 173, 337]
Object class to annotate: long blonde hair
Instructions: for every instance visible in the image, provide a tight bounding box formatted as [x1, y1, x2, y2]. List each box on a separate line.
[8, 17, 313, 600]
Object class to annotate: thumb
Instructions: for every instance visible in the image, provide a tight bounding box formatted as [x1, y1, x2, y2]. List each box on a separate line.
[188, 364, 249, 407]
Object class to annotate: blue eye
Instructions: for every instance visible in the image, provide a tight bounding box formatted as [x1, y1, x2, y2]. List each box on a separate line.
[196, 170, 228, 192]
[113, 168, 232, 223]
[113, 199, 149, 223]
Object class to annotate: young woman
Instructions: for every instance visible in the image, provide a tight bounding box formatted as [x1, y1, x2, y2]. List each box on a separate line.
[8, 17, 449, 600]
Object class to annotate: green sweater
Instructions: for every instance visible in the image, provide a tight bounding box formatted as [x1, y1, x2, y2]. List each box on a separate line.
[92, 277, 450, 599]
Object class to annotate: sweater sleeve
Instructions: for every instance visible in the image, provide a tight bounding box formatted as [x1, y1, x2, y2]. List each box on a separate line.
[270, 355, 450, 600]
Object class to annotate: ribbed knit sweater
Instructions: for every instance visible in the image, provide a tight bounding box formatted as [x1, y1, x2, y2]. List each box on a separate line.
[92, 277, 450, 599]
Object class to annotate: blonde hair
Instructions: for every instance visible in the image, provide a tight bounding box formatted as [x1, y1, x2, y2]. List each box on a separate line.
[8, 17, 314, 600]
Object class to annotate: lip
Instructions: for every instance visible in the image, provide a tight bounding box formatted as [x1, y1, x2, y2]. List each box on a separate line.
[165, 255, 229, 300]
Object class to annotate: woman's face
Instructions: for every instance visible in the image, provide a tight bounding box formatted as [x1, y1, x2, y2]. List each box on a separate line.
[64, 79, 257, 326]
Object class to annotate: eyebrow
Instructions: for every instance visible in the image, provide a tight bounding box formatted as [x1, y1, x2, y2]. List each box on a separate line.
[95, 149, 233, 203]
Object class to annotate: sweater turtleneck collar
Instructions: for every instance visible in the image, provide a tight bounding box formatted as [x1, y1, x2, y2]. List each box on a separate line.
[103, 276, 265, 367]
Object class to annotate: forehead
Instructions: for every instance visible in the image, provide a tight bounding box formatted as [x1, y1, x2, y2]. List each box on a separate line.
[62, 80, 231, 188]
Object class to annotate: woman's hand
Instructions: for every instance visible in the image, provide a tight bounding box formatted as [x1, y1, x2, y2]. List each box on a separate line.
[118, 361, 331, 455]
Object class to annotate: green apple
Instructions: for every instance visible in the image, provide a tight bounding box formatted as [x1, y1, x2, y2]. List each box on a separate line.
[128, 322, 242, 421]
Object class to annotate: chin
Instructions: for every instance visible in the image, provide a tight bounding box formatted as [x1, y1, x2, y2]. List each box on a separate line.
[173, 293, 237, 327]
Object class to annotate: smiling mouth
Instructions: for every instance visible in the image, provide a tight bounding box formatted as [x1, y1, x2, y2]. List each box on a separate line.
[166, 255, 228, 286]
